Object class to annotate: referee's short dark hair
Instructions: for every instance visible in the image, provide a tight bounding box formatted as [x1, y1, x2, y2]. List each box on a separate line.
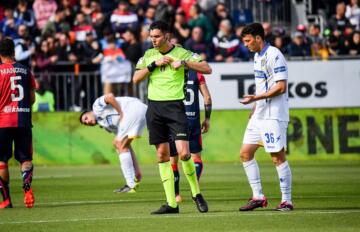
[0, 38, 15, 58]
[241, 23, 265, 40]
[149, 21, 170, 33]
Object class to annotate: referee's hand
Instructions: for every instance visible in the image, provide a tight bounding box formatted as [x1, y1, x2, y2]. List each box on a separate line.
[155, 56, 173, 66]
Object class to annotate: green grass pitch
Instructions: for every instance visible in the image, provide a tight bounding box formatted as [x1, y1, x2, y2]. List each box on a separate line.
[1, 161, 360, 232]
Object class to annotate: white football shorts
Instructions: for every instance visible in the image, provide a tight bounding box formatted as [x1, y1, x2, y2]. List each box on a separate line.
[243, 118, 288, 153]
[116, 102, 147, 140]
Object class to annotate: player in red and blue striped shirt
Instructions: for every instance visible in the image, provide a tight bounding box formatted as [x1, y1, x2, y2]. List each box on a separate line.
[0, 38, 36, 209]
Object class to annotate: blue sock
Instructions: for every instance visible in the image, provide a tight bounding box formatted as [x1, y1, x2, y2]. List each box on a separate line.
[172, 164, 180, 195]
[194, 160, 203, 181]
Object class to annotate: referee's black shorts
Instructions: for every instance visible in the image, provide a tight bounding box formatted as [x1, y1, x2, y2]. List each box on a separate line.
[146, 100, 189, 145]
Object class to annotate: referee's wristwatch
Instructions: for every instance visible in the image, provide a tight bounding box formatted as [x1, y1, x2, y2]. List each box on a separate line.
[181, 60, 188, 68]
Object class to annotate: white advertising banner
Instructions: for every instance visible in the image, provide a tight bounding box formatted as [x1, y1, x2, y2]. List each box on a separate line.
[203, 60, 360, 109]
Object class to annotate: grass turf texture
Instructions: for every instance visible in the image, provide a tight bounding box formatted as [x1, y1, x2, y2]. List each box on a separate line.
[1, 161, 360, 231]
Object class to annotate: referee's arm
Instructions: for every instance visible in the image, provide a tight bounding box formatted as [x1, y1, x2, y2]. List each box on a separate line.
[184, 60, 212, 74]
[133, 68, 151, 84]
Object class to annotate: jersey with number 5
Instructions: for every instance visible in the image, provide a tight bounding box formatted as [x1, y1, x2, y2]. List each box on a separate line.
[0, 62, 36, 127]
[184, 70, 205, 124]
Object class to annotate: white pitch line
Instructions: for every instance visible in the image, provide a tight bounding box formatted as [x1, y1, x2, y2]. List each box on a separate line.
[1, 210, 360, 225]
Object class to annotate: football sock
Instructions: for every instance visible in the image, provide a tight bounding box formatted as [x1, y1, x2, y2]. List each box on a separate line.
[119, 151, 136, 188]
[276, 161, 292, 203]
[159, 161, 177, 208]
[172, 164, 180, 195]
[193, 158, 203, 181]
[0, 176, 10, 201]
[243, 158, 264, 199]
[21, 165, 33, 191]
[181, 157, 200, 197]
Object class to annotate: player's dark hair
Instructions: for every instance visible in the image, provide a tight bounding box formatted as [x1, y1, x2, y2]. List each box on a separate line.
[0, 38, 15, 58]
[149, 21, 170, 33]
[241, 23, 265, 40]
[79, 110, 90, 124]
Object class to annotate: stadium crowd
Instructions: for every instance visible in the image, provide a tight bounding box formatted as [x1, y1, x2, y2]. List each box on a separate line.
[0, 0, 359, 110]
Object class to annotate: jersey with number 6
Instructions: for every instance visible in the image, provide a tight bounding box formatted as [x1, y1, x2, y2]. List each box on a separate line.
[0, 62, 36, 128]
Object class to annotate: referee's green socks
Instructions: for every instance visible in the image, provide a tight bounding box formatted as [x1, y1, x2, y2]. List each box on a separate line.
[181, 158, 200, 197]
[159, 161, 177, 208]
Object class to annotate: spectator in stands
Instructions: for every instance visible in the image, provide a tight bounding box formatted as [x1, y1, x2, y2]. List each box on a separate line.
[188, 3, 214, 43]
[143, 6, 156, 27]
[33, 0, 58, 30]
[14, 0, 36, 33]
[76, 31, 100, 63]
[212, 19, 242, 62]
[122, 28, 142, 66]
[42, 9, 70, 37]
[99, 29, 124, 50]
[55, 33, 77, 62]
[184, 26, 212, 61]
[60, 0, 76, 28]
[208, 2, 233, 32]
[328, 1, 352, 33]
[173, 9, 190, 45]
[128, 0, 145, 23]
[34, 39, 58, 88]
[32, 79, 55, 112]
[308, 24, 324, 45]
[110, 0, 139, 35]
[92, 11, 108, 40]
[71, 12, 97, 43]
[262, 22, 275, 45]
[310, 40, 329, 60]
[345, 0, 360, 30]
[287, 31, 311, 57]
[348, 30, 360, 55]
[327, 34, 349, 56]
[150, 0, 175, 23]
[273, 35, 288, 55]
[140, 25, 152, 53]
[90, 0, 103, 24]
[0, 7, 23, 39]
[79, 0, 92, 19]
[180, 0, 196, 21]
[95, 37, 132, 96]
[14, 25, 35, 68]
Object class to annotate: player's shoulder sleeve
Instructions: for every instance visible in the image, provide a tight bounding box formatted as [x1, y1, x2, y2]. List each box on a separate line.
[92, 95, 106, 115]
[135, 49, 154, 70]
[269, 47, 288, 81]
[180, 47, 203, 62]
[197, 72, 206, 85]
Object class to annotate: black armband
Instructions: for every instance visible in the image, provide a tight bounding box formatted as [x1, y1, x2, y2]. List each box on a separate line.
[147, 61, 157, 72]
[204, 104, 212, 119]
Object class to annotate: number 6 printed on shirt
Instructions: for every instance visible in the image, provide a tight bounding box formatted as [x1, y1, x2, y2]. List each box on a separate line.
[10, 76, 24, 101]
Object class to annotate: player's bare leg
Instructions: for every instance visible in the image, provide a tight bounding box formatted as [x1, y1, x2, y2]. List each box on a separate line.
[239, 144, 267, 211]
[113, 137, 137, 193]
[176, 140, 208, 213]
[271, 149, 293, 211]
[0, 162, 12, 208]
[21, 161, 34, 208]
[151, 142, 179, 214]
[129, 146, 142, 184]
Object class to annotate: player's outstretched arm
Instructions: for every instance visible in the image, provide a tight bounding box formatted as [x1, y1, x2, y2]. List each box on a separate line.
[104, 93, 124, 120]
[199, 83, 212, 133]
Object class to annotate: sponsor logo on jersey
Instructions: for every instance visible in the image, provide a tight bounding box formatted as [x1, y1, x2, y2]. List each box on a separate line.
[3, 106, 30, 113]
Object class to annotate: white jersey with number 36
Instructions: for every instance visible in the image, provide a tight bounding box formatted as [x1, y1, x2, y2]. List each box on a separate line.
[252, 45, 289, 122]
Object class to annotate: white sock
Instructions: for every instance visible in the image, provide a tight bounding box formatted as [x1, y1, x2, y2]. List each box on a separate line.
[119, 151, 136, 188]
[243, 159, 264, 199]
[276, 161, 292, 203]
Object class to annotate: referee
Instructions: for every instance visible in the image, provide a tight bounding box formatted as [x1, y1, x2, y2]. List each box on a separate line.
[133, 21, 212, 214]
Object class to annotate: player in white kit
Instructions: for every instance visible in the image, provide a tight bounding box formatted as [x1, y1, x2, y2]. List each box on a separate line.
[80, 93, 147, 193]
[239, 23, 293, 211]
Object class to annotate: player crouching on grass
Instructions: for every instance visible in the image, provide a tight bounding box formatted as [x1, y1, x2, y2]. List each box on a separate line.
[80, 93, 147, 193]
[0, 38, 36, 209]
